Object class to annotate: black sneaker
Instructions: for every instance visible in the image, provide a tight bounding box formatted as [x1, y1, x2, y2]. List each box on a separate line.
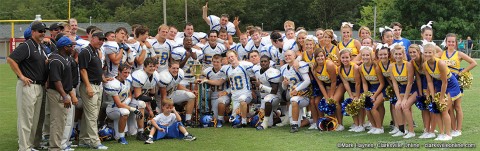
[233, 123, 247, 128]
[183, 134, 196, 141]
[136, 132, 146, 141]
[185, 120, 193, 127]
[290, 124, 299, 133]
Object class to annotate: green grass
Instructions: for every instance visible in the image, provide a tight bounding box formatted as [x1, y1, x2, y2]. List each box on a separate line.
[0, 62, 479, 151]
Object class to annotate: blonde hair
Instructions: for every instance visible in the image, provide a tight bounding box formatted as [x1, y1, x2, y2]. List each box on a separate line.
[157, 24, 169, 31]
[161, 98, 174, 106]
[358, 26, 371, 37]
[393, 44, 407, 60]
[284, 20, 295, 30]
[339, 48, 352, 57]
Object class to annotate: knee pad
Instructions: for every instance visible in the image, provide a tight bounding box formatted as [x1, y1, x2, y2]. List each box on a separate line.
[137, 101, 146, 109]
[119, 108, 130, 116]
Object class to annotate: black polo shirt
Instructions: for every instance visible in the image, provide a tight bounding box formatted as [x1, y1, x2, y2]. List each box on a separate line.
[78, 44, 103, 84]
[48, 52, 73, 93]
[8, 39, 47, 82]
[70, 56, 79, 87]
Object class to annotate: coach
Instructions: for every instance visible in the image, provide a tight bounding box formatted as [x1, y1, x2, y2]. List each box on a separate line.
[78, 31, 109, 149]
[47, 36, 74, 151]
[7, 21, 48, 151]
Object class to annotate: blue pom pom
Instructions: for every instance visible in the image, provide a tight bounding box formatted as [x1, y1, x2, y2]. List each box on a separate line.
[428, 102, 440, 114]
[364, 97, 373, 111]
[390, 96, 398, 105]
[341, 98, 353, 116]
[318, 98, 327, 112]
[415, 96, 427, 110]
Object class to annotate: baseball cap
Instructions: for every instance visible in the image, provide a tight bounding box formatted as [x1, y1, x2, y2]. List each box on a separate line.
[49, 22, 64, 31]
[92, 32, 107, 40]
[56, 36, 73, 48]
[24, 27, 32, 39]
[31, 22, 49, 31]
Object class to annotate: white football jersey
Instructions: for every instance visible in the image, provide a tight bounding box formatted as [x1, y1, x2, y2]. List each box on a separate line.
[260, 45, 284, 68]
[232, 43, 249, 61]
[175, 32, 207, 45]
[221, 61, 254, 98]
[254, 67, 281, 97]
[147, 38, 173, 71]
[204, 67, 228, 92]
[207, 15, 236, 35]
[280, 61, 309, 87]
[157, 69, 184, 97]
[244, 40, 267, 53]
[180, 48, 203, 85]
[103, 41, 120, 78]
[131, 69, 159, 94]
[104, 76, 132, 106]
[128, 41, 156, 71]
[283, 39, 299, 52]
[202, 43, 226, 68]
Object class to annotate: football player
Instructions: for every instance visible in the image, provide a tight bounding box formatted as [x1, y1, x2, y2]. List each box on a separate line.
[157, 61, 196, 126]
[104, 64, 143, 144]
[146, 24, 173, 72]
[130, 57, 159, 140]
[174, 22, 207, 45]
[232, 33, 250, 61]
[199, 50, 255, 128]
[202, 2, 236, 36]
[130, 25, 155, 71]
[254, 55, 281, 129]
[280, 50, 311, 133]
[202, 30, 226, 68]
[203, 55, 230, 127]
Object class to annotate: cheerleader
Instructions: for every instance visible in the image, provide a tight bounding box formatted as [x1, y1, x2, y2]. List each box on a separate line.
[295, 30, 308, 57]
[360, 47, 385, 134]
[379, 26, 395, 129]
[322, 30, 340, 66]
[424, 43, 462, 141]
[315, 28, 325, 48]
[301, 38, 321, 130]
[359, 26, 377, 50]
[312, 49, 346, 131]
[390, 44, 417, 138]
[409, 44, 435, 139]
[338, 48, 363, 132]
[338, 22, 361, 57]
[437, 33, 477, 137]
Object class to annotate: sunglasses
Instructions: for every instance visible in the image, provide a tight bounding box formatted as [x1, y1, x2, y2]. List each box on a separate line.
[39, 30, 46, 33]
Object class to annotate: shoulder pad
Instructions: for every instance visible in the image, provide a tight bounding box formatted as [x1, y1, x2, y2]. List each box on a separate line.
[171, 47, 186, 60]
[104, 79, 121, 96]
[266, 68, 282, 83]
[131, 70, 148, 86]
[157, 70, 173, 87]
[298, 61, 309, 74]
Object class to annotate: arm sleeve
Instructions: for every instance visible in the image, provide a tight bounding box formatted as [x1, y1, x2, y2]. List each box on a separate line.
[295, 73, 311, 91]
[8, 43, 29, 63]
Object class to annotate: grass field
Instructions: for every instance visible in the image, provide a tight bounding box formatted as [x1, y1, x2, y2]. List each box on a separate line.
[0, 62, 479, 151]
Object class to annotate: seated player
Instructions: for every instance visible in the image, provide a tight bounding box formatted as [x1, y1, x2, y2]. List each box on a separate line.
[145, 99, 196, 144]
[157, 61, 196, 126]
[104, 64, 144, 144]
[203, 55, 230, 127]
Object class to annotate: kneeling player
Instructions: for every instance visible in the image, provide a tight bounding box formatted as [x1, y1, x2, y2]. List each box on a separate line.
[203, 55, 230, 127]
[145, 99, 196, 144]
[104, 64, 144, 144]
[281, 50, 311, 133]
[254, 55, 281, 129]
[157, 61, 196, 126]
[199, 50, 254, 128]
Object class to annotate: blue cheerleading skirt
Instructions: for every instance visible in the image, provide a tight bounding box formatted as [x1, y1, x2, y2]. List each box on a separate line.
[433, 75, 462, 101]
[398, 81, 417, 95]
[311, 79, 322, 97]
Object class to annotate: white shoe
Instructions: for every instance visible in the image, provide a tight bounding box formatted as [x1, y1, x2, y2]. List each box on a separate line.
[418, 132, 428, 138]
[349, 124, 356, 129]
[392, 131, 405, 137]
[372, 128, 383, 134]
[389, 127, 399, 134]
[434, 134, 445, 141]
[451, 130, 462, 137]
[424, 133, 436, 139]
[348, 125, 357, 132]
[354, 126, 365, 132]
[308, 124, 317, 130]
[363, 122, 372, 127]
[335, 125, 345, 131]
[276, 116, 290, 127]
[403, 132, 416, 138]
[367, 128, 376, 134]
[261, 121, 268, 130]
[440, 135, 452, 141]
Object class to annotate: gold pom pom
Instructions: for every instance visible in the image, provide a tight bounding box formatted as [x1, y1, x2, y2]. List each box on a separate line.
[346, 99, 361, 116]
[327, 98, 336, 104]
[458, 71, 473, 89]
[384, 85, 394, 101]
[433, 92, 448, 112]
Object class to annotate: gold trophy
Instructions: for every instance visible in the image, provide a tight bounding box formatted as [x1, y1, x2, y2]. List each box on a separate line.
[191, 61, 203, 127]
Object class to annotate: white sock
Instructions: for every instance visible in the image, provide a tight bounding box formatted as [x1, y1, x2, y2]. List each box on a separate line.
[186, 114, 192, 120]
[148, 135, 153, 138]
[119, 132, 125, 138]
[218, 116, 224, 121]
[138, 129, 144, 132]
[291, 121, 298, 125]
[242, 118, 247, 124]
[184, 132, 189, 136]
